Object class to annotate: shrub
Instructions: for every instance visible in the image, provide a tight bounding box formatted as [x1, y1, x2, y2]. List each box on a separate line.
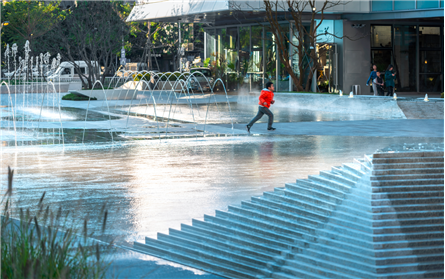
[62, 93, 97, 101]
[1, 167, 113, 279]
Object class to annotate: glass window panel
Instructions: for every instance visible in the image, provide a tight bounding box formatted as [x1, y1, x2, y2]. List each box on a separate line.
[441, 0, 444, 7]
[419, 26, 441, 48]
[239, 27, 250, 89]
[372, 0, 393, 11]
[371, 49, 392, 72]
[250, 26, 263, 91]
[205, 29, 216, 62]
[393, 25, 417, 91]
[420, 74, 442, 92]
[371, 25, 392, 48]
[277, 23, 290, 92]
[420, 51, 442, 73]
[417, 0, 439, 9]
[394, 0, 415, 10]
[264, 27, 277, 85]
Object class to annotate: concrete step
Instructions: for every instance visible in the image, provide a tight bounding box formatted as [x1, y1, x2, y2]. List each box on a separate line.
[319, 170, 356, 187]
[191, 219, 298, 252]
[292, 180, 346, 199]
[371, 231, 444, 243]
[372, 162, 444, 170]
[215, 209, 315, 241]
[251, 196, 329, 223]
[281, 188, 339, 211]
[371, 156, 444, 164]
[370, 178, 444, 186]
[263, 191, 332, 217]
[133, 241, 261, 279]
[331, 166, 362, 182]
[371, 191, 444, 200]
[342, 163, 367, 177]
[157, 232, 282, 268]
[370, 173, 444, 181]
[372, 151, 444, 159]
[376, 253, 444, 266]
[179, 223, 292, 259]
[371, 224, 444, 235]
[372, 203, 444, 214]
[354, 158, 372, 172]
[372, 210, 444, 220]
[372, 238, 444, 250]
[284, 183, 345, 205]
[307, 175, 352, 193]
[289, 252, 376, 278]
[383, 270, 445, 279]
[282, 256, 371, 279]
[241, 200, 321, 228]
[372, 216, 443, 228]
[370, 197, 443, 207]
[203, 214, 307, 247]
[371, 184, 444, 193]
[372, 167, 444, 176]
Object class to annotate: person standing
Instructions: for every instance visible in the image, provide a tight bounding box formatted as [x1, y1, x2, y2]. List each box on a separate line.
[246, 81, 276, 133]
[375, 71, 385, 96]
[385, 64, 396, 96]
[366, 64, 378, 96]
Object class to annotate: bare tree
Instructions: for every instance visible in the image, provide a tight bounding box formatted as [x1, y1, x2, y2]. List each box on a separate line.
[233, 0, 358, 92]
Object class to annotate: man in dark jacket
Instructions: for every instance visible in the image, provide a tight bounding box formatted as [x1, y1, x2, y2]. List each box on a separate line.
[375, 71, 385, 96]
[246, 81, 276, 133]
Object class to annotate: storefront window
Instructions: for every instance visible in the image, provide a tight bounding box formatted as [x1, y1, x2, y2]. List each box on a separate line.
[421, 51, 442, 73]
[239, 27, 250, 90]
[393, 25, 416, 91]
[205, 29, 216, 62]
[419, 26, 441, 48]
[264, 27, 277, 85]
[371, 25, 392, 48]
[250, 26, 263, 90]
[277, 23, 290, 92]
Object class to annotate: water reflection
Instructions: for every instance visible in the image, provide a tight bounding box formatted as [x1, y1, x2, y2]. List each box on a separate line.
[1, 135, 442, 245]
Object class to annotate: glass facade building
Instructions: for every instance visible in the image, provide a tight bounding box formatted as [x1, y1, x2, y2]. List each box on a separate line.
[205, 23, 339, 93]
[371, 24, 443, 92]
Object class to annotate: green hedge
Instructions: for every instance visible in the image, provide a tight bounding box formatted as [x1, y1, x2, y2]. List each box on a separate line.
[62, 93, 97, 101]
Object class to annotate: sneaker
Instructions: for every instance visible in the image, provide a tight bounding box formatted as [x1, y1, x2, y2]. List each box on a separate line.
[267, 127, 276, 131]
[246, 125, 251, 133]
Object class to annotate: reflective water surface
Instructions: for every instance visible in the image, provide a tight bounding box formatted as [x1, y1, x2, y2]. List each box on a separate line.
[1, 135, 442, 246]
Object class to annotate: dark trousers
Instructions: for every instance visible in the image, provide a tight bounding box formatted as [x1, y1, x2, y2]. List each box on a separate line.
[247, 106, 274, 129]
[377, 86, 385, 96]
[386, 86, 394, 96]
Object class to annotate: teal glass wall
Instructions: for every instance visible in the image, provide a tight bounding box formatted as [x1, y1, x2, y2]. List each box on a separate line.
[372, 0, 393, 11]
[394, 0, 415, 10]
[417, 0, 439, 9]
[372, 0, 441, 11]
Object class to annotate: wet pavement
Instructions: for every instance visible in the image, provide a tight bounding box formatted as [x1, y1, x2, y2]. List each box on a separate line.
[1, 91, 443, 278]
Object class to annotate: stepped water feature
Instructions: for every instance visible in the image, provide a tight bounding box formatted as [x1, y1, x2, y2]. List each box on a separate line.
[133, 150, 444, 279]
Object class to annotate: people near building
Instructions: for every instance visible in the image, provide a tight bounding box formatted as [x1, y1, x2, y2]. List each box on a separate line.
[385, 65, 396, 96]
[246, 81, 276, 133]
[375, 71, 385, 96]
[366, 64, 378, 96]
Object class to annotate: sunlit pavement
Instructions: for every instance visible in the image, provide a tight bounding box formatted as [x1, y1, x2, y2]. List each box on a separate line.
[1, 94, 443, 278]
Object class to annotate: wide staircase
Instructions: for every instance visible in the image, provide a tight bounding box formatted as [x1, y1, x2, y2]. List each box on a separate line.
[134, 150, 444, 278]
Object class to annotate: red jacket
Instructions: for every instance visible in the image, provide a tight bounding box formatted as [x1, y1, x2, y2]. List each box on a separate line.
[259, 88, 274, 108]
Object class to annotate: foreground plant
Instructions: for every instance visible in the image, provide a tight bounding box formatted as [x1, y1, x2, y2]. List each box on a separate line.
[1, 166, 113, 279]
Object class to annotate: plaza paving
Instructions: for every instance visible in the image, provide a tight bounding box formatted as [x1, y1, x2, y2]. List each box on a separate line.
[0, 92, 443, 278]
